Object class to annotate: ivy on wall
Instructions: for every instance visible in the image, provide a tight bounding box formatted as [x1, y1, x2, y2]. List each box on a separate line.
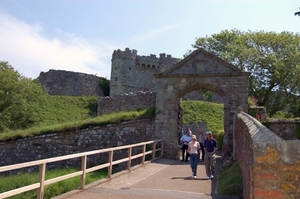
[296, 124, 300, 140]
[99, 77, 110, 96]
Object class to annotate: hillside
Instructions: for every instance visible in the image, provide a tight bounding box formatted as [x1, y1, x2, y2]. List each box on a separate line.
[182, 100, 224, 134]
[35, 95, 99, 126]
[0, 97, 224, 142]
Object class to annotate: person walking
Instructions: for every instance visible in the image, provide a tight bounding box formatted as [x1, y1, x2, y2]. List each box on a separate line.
[180, 128, 184, 136]
[180, 128, 192, 162]
[204, 131, 217, 179]
[198, 129, 206, 161]
[188, 135, 200, 178]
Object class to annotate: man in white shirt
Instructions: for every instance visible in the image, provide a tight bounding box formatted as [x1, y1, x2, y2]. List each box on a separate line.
[180, 128, 192, 162]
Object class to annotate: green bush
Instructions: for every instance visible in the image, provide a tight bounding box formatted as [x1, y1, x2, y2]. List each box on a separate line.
[297, 124, 300, 140]
[218, 160, 243, 195]
[217, 131, 224, 149]
[99, 77, 110, 96]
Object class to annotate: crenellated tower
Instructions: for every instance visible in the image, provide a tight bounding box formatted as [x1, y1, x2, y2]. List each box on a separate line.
[110, 48, 180, 96]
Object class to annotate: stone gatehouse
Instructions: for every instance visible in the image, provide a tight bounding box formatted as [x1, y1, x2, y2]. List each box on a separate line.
[109, 48, 250, 160]
[154, 49, 250, 159]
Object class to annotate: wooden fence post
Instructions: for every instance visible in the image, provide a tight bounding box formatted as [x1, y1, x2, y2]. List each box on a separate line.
[37, 163, 46, 199]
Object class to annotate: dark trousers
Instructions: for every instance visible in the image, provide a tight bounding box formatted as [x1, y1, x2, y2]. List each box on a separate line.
[181, 144, 189, 161]
[199, 142, 205, 160]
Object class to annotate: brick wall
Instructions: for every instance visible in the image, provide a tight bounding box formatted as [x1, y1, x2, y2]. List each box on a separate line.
[236, 112, 300, 199]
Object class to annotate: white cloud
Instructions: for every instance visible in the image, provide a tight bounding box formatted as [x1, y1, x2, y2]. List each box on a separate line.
[0, 13, 115, 79]
[129, 24, 178, 44]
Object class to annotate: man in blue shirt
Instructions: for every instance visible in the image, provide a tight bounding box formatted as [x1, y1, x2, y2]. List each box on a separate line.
[204, 131, 217, 179]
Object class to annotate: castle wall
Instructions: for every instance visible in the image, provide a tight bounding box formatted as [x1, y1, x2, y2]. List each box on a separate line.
[182, 90, 224, 102]
[0, 119, 155, 171]
[97, 91, 156, 116]
[38, 70, 104, 96]
[266, 119, 300, 140]
[110, 48, 180, 97]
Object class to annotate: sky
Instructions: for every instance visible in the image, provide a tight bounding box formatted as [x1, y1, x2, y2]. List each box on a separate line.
[0, 0, 299, 79]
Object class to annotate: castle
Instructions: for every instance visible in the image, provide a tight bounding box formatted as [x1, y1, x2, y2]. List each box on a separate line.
[37, 48, 222, 102]
[110, 48, 180, 96]
[37, 48, 180, 97]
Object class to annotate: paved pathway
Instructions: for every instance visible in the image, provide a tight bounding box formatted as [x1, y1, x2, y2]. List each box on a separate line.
[53, 151, 241, 199]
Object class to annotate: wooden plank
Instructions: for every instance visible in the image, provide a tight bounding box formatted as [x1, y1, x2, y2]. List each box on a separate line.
[44, 171, 83, 185]
[111, 157, 130, 165]
[0, 183, 40, 198]
[85, 163, 110, 173]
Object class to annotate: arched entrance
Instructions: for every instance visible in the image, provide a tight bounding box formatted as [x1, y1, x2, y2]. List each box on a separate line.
[154, 49, 250, 160]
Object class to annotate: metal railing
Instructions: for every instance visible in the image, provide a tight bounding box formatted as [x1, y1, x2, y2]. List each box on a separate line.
[0, 140, 164, 199]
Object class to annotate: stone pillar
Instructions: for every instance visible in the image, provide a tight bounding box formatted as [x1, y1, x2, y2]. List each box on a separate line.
[155, 84, 180, 159]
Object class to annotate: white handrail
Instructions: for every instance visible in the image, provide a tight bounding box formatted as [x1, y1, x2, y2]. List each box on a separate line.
[0, 140, 164, 199]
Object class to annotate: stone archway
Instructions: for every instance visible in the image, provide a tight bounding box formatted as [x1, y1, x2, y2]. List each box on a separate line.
[154, 49, 250, 160]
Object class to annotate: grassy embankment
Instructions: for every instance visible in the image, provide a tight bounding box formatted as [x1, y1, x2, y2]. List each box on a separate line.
[0, 95, 155, 142]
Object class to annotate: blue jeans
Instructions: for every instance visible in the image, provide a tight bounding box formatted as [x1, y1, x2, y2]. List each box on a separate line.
[190, 153, 199, 176]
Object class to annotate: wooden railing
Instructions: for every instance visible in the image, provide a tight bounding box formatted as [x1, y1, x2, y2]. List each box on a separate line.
[0, 140, 164, 199]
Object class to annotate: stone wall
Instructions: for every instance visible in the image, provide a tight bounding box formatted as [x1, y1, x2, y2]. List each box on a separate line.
[110, 48, 180, 96]
[182, 90, 223, 103]
[38, 69, 104, 96]
[236, 112, 300, 199]
[265, 119, 300, 140]
[97, 91, 156, 115]
[0, 119, 155, 171]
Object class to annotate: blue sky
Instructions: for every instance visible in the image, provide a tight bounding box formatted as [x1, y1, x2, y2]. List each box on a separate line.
[0, 0, 299, 79]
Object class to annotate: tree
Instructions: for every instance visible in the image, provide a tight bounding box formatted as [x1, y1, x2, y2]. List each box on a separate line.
[99, 77, 110, 96]
[190, 30, 300, 117]
[0, 61, 46, 132]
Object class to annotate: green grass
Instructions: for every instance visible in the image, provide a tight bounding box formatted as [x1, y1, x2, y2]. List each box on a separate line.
[35, 95, 99, 126]
[0, 168, 107, 199]
[218, 160, 243, 196]
[182, 100, 224, 134]
[0, 107, 156, 142]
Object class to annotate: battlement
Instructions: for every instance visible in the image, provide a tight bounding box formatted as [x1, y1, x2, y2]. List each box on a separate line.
[113, 48, 179, 66]
[110, 48, 180, 96]
[112, 48, 138, 59]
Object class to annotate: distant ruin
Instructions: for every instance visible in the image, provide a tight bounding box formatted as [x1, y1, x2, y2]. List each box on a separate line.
[38, 69, 104, 96]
